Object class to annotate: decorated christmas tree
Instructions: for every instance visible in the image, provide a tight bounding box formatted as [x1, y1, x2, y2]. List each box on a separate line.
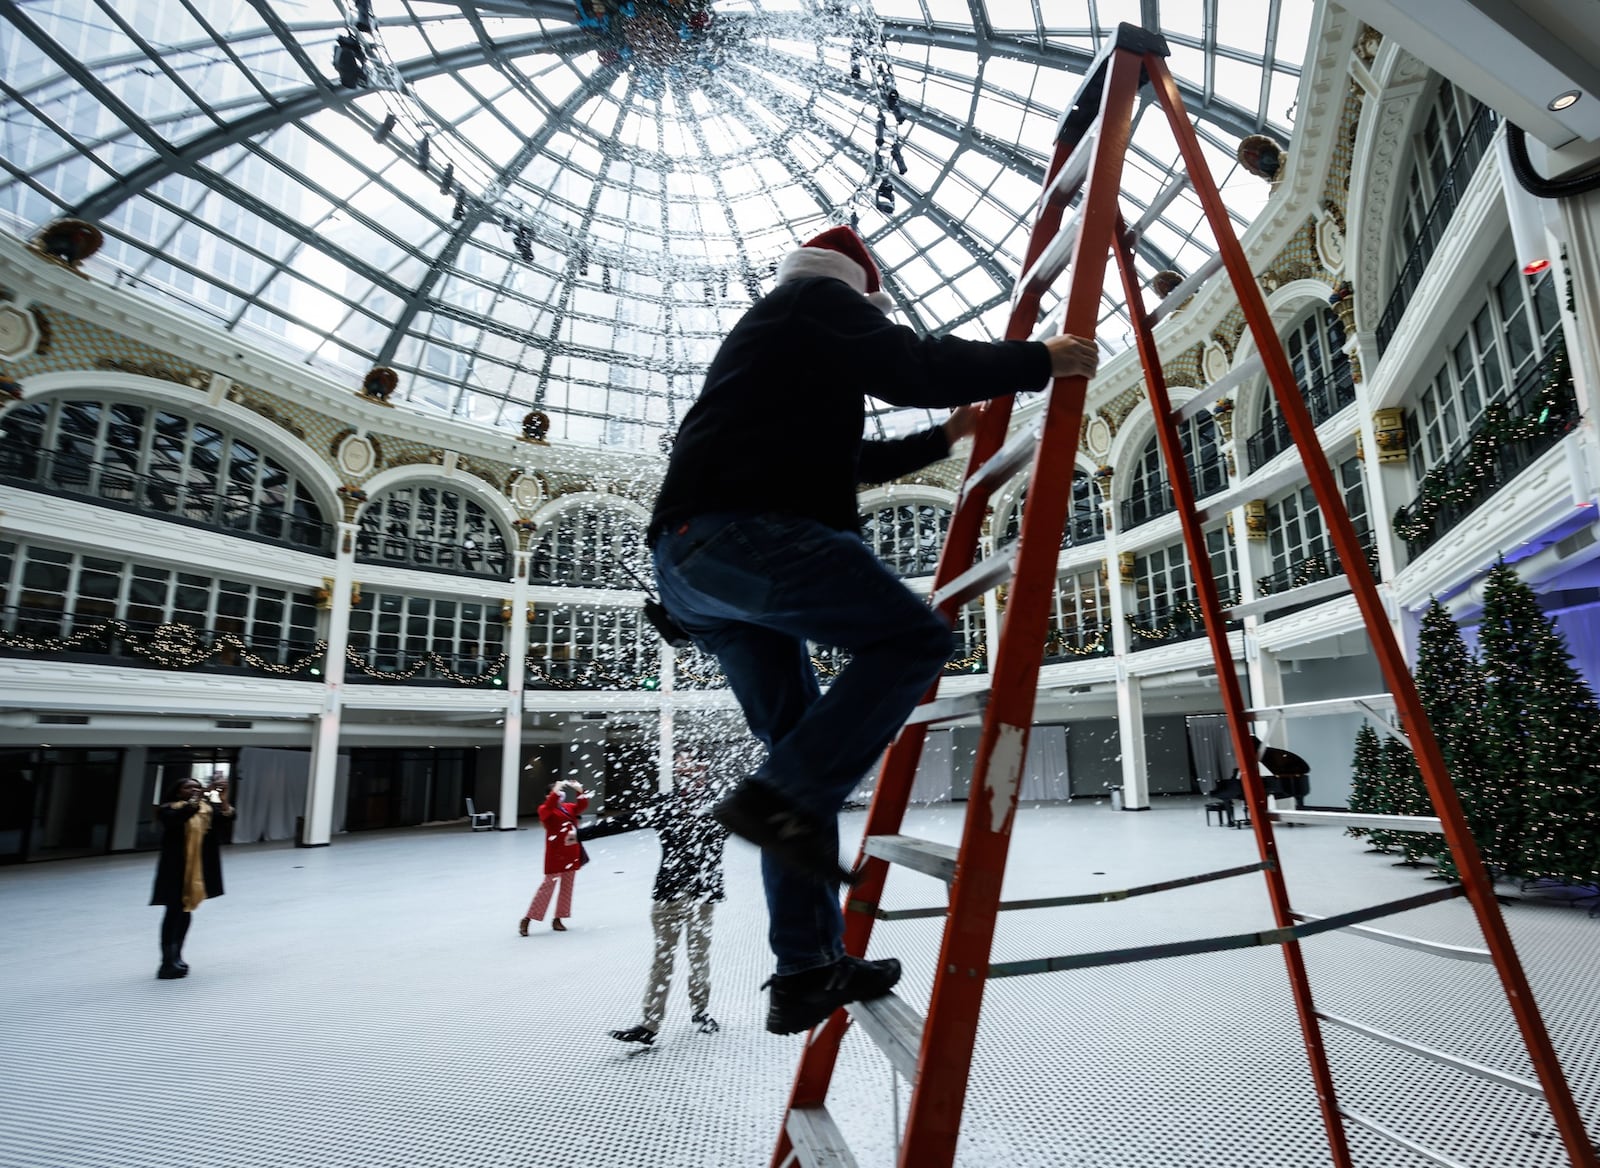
[1510, 583, 1600, 887]
[1346, 722, 1382, 843]
[1473, 559, 1545, 876]
[1398, 600, 1486, 868]
[1369, 735, 1414, 854]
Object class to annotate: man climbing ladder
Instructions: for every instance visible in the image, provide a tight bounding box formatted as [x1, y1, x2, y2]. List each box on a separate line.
[770, 23, 1597, 1168]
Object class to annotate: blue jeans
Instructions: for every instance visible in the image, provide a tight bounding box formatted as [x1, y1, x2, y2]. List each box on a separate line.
[653, 512, 953, 975]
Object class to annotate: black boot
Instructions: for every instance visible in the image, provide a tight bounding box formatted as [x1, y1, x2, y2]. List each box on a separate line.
[157, 944, 188, 980]
[763, 955, 901, 1035]
[711, 780, 858, 885]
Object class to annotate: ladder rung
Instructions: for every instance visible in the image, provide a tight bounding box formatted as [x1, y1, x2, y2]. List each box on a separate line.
[960, 419, 1042, 502]
[784, 1106, 859, 1168]
[1339, 1107, 1474, 1168]
[1147, 252, 1224, 323]
[863, 860, 1270, 921]
[1224, 573, 1352, 620]
[1271, 809, 1443, 833]
[930, 548, 1016, 611]
[987, 886, 1464, 978]
[1125, 173, 1192, 242]
[862, 834, 958, 882]
[1290, 910, 1490, 963]
[1318, 1012, 1542, 1095]
[1194, 457, 1312, 524]
[1037, 128, 1096, 214]
[1244, 693, 1397, 721]
[904, 689, 989, 726]
[1017, 207, 1084, 300]
[1175, 355, 1265, 422]
[846, 992, 924, 1082]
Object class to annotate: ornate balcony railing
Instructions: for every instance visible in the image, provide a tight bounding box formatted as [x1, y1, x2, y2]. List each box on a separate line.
[1392, 344, 1578, 559]
[1244, 367, 1358, 472]
[1044, 620, 1111, 662]
[1126, 592, 1240, 651]
[345, 644, 508, 687]
[0, 604, 324, 676]
[1119, 459, 1227, 531]
[0, 447, 334, 553]
[1375, 104, 1498, 356]
[1254, 534, 1380, 621]
[356, 529, 509, 579]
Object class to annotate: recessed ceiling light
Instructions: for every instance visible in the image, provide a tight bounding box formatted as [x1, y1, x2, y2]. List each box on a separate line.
[1549, 90, 1582, 112]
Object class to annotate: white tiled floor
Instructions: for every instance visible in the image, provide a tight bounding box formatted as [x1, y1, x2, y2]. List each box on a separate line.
[1, 798, 1595, 1167]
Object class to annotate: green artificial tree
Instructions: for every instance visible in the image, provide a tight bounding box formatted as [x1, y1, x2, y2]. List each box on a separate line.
[1369, 735, 1414, 855]
[1346, 722, 1382, 843]
[1513, 592, 1600, 888]
[1474, 559, 1545, 876]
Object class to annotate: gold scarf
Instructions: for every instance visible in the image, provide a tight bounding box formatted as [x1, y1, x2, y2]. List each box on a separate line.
[180, 800, 212, 912]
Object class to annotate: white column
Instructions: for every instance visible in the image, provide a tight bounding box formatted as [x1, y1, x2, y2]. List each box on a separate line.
[657, 639, 675, 795]
[498, 550, 530, 829]
[302, 520, 356, 846]
[1115, 666, 1149, 810]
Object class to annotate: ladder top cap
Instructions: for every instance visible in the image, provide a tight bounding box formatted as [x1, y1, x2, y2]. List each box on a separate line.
[1056, 25, 1172, 145]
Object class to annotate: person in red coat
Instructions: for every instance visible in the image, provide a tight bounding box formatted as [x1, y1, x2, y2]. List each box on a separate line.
[519, 780, 590, 934]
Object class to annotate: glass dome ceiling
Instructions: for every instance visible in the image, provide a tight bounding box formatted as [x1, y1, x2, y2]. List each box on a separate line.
[1, 0, 1313, 451]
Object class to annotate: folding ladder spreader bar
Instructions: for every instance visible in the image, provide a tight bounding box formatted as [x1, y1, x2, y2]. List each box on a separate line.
[1146, 251, 1225, 324]
[930, 547, 1016, 611]
[1175, 354, 1265, 423]
[904, 688, 989, 727]
[1124, 173, 1193, 242]
[960, 417, 1043, 502]
[783, 1107, 858, 1168]
[1291, 910, 1490, 963]
[987, 885, 1464, 979]
[846, 992, 926, 1082]
[1244, 693, 1397, 721]
[1194, 457, 1317, 525]
[1316, 1011, 1544, 1096]
[1337, 1108, 1475, 1168]
[1270, 808, 1442, 833]
[862, 833, 959, 882]
[850, 860, 1270, 922]
[1223, 573, 1353, 621]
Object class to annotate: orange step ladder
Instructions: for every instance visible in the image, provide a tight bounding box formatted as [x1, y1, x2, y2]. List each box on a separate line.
[772, 23, 1597, 1168]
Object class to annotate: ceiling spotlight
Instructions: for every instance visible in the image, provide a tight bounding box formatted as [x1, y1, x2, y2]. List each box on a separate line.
[417, 136, 430, 170]
[602, 266, 612, 293]
[875, 178, 895, 213]
[514, 225, 532, 261]
[355, 0, 375, 33]
[1548, 90, 1582, 112]
[849, 53, 861, 81]
[849, 210, 860, 231]
[890, 143, 907, 175]
[439, 163, 454, 194]
[875, 113, 886, 147]
[452, 190, 467, 220]
[333, 34, 367, 89]
[374, 111, 396, 142]
[578, 248, 590, 276]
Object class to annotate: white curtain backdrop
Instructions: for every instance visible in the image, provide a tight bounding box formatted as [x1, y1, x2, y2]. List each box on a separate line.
[235, 748, 348, 842]
[1019, 725, 1070, 801]
[910, 730, 955, 803]
[1186, 715, 1232, 795]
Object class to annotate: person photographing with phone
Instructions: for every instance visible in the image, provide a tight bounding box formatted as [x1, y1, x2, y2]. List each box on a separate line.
[519, 780, 592, 935]
[149, 774, 234, 980]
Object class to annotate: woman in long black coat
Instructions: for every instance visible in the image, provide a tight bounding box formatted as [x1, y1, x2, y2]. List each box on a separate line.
[150, 776, 234, 979]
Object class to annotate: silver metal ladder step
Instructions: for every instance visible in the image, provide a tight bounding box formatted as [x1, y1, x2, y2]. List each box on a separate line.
[1195, 457, 1316, 525]
[1339, 1106, 1474, 1168]
[930, 548, 1016, 610]
[1223, 573, 1352, 620]
[863, 834, 959, 882]
[1290, 909, 1491, 963]
[1124, 173, 1192, 244]
[846, 991, 925, 1082]
[1245, 693, 1397, 721]
[1175, 354, 1265, 422]
[960, 418, 1043, 502]
[1317, 1011, 1543, 1095]
[1017, 205, 1084, 300]
[1270, 809, 1442, 833]
[904, 689, 989, 726]
[784, 1106, 858, 1168]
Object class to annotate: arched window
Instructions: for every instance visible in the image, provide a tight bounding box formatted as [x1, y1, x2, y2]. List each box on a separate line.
[0, 397, 330, 550]
[862, 502, 952, 577]
[530, 504, 649, 588]
[346, 590, 506, 684]
[526, 605, 653, 687]
[357, 485, 509, 578]
[998, 473, 1105, 550]
[1121, 413, 1222, 530]
[1259, 457, 1373, 603]
[1247, 308, 1354, 471]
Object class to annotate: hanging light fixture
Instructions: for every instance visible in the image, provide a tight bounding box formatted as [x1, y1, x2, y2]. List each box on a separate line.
[890, 143, 907, 175]
[875, 179, 895, 213]
[439, 163, 454, 194]
[417, 136, 430, 170]
[374, 112, 396, 142]
[355, 0, 375, 33]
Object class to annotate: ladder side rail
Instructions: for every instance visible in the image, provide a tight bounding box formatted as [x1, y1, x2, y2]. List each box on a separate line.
[770, 105, 1117, 1168]
[1110, 221, 1356, 1168]
[1146, 53, 1597, 1168]
[894, 47, 1148, 1168]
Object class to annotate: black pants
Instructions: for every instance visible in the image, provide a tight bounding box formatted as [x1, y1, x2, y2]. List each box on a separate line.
[160, 904, 192, 952]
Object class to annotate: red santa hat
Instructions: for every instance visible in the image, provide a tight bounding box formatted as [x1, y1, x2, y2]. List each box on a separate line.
[775, 225, 895, 312]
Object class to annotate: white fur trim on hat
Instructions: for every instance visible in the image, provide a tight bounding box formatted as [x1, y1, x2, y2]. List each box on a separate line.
[775, 246, 870, 294]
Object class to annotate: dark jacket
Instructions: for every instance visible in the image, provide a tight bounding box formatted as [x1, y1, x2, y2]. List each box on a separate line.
[615, 790, 728, 903]
[650, 276, 1052, 538]
[150, 801, 232, 907]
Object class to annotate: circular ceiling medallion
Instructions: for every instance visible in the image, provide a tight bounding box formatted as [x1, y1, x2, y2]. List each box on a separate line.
[509, 471, 546, 512]
[336, 433, 377, 477]
[0, 302, 41, 361]
[1085, 415, 1113, 459]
